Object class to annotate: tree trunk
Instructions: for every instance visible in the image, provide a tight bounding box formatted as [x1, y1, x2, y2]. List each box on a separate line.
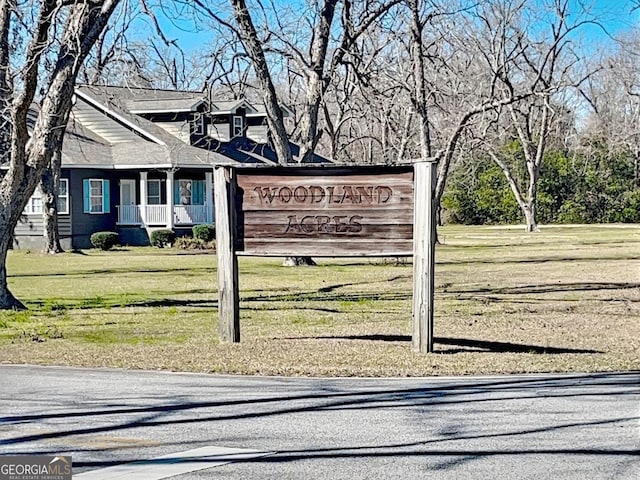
[0, 0, 12, 165]
[523, 204, 538, 233]
[41, 170, 63, 254]
[282, 256, 317, 266]
[0, 224, 25, 310]
[41, 148, 64, 253]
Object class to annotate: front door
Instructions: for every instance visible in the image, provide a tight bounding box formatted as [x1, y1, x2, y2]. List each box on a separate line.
[119, 179, 137, 224]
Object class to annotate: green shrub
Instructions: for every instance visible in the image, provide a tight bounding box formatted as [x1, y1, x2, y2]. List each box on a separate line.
[150, 229, 176, 248]
[192, 224, 216, 242]
[90, 231, 119, 251]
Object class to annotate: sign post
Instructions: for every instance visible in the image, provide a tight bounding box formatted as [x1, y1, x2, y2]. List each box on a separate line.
[214, 166, 240, 342]
[412, 160, 437, 353]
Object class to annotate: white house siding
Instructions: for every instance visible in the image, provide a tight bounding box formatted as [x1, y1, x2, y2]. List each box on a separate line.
[209, 122, 231, 142]
[71, 98, 141, 143]
[247, 125, 269, 143]
[155, 121, 190, 143]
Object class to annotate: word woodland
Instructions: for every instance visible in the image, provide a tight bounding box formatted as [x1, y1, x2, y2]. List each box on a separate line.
[253, 185, 393, 205]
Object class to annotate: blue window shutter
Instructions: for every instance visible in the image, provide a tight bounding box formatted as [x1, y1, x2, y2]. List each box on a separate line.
[103, 180, 110, 213]
[83, 179, 90, 213]
[193, 180, 204, 205]
[174, 182, 180, 204]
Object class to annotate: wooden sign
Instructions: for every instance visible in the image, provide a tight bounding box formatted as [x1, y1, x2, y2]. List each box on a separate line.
[234, 166, 414, 256]
[214, 162, 436, 353]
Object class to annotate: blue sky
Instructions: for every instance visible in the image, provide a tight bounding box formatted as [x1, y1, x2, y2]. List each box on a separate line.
[147, 0, 640, 55]
[576, 0, 639, 39]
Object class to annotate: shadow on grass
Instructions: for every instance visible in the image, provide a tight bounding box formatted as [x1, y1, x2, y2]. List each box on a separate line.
[9, 266, 215, 279]
[244, 291, 411, 303]
[27, 289, 218, 311]
[286, 335, 602, 354]
[446, 282, 640, 296]
[440, 255, 640, 266]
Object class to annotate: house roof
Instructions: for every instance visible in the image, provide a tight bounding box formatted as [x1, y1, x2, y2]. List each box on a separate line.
[210, 99, 259, 115]
[70, 85, 239, 168]
[62, 116, 113, 166]
[0, 85, 327, 171]
[204, 137, 328, 165]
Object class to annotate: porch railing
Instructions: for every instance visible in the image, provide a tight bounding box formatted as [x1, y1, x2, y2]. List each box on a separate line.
[117, 205, 141, 225]
[146, 205, 166, 225]
[174, 205, 208, 225]
[117, 204, 211, 226]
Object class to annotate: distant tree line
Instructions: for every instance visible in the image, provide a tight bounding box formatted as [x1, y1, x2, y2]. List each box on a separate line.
[443, 143, 640, 225]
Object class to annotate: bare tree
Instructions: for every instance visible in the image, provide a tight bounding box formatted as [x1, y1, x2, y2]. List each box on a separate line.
[227, 0, 293, 163]
[360, 0, 539, 223]
[580, 29, 640, 186]
[0, 0, 121, 309]
[479, 0, 598, 232]
[187, 0, 399, 164]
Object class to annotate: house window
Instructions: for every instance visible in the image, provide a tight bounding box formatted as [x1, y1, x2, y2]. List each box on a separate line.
[192, 113, 204, 135]
[178, 180, 192, 205]
[83, 179, 110, 214]
[174, 179, 205, 206]
[147, 179, 161, 205]
[23, 178, 69, 215]
[232, 116, 243, 137]
[57, 178, 69, 214]
[24, 189, 42, 214]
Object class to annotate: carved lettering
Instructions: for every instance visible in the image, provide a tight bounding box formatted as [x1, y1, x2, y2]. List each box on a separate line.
[349, 215, 363, 233]
[253, 185, 394, 205]
[342, 186, 356, 204]
[375, 186, 393, 203]
[294, 186, 308, 203]
[285, 215, 301, 233]
[253, 186, 277, 203]
[309, 186, 325, 203]
[300, 215, 316, 233]
[316, 215, 332, 232]
[355, 186, 373, 204]
[284, 215, 365, 234]
[278, 186, 292, 203]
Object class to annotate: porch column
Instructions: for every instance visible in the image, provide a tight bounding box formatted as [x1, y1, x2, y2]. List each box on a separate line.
[166, 170, 174, 229]
[139, 171, 147, 226]
[205, 170, 213, 224]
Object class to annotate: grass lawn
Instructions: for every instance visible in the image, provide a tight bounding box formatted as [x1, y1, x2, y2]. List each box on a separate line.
[0, 224, 638, 377]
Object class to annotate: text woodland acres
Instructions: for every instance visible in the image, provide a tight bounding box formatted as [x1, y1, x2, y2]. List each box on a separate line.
[248, 184, 399, 236]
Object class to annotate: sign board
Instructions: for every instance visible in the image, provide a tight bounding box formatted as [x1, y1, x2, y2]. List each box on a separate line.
[234, 166, 414, 256]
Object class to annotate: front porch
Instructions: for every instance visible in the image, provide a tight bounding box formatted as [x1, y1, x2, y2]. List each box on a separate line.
[116, 170, 214, 228]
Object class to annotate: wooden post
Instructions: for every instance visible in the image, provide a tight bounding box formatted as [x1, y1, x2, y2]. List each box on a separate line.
[412, 160, 437, 353]
[139, 171, 147, 226]
[205, 170, 214, 224]
[166, 170, 174, 229]
[214, 166, 240, 342]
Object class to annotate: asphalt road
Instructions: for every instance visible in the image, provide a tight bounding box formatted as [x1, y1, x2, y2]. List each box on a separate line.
[0, 365, 638, 479]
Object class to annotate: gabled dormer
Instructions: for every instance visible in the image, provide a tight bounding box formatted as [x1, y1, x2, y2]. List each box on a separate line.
[127, 95, 209, 145]
[208, 99, 257, 142]
[208, 98, 293, 144]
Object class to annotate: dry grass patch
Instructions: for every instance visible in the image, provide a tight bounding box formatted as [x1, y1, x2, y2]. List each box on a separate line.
[1, 225, 638, 376]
